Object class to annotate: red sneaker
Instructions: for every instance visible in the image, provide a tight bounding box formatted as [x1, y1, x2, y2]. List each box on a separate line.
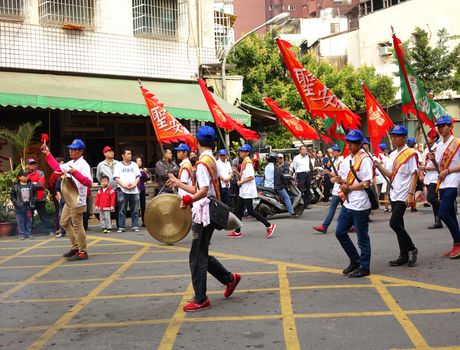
[226, 231, 243, 238]
[449, 244, 460, 259]
[183, 298, 211, 312]
[442, 246, 454, 257]
[313, 225, 327, 234]
[224, 273, 241, 298]
[66, 252, 88, 261]
[266, 224, 276, 238]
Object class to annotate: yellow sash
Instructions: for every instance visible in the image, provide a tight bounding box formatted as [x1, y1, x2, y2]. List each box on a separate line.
[440, 138, 460, 171]
[391, 148, 418, 181]
[346, 151, 370, 186]
[241, 157, 253, 172]
[196, 155, 220, 200]
[178, 160, 195, 186]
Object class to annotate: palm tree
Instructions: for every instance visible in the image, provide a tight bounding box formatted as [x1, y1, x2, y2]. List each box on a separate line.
[0, 121, 42, 169]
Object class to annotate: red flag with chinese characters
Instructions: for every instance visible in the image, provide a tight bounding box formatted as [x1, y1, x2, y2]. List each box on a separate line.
[362, 83, 394, 157]
[264, 98, 319, 140]
[140, 85, 194, 145]
[197, 78, 259, 140]
[276, 39, 360, 130]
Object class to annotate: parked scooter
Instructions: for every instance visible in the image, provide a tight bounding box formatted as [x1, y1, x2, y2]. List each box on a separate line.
[310, 168, 324, 204]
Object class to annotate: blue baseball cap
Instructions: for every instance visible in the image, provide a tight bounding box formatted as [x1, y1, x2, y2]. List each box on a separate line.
[363, 138, 370, 145]
[331, 145, 340, 151]
[407, 137, 416, 144]
[389, 125, 408, 136]
[196, 126, 216, 142]
[173, 143, 191, 152]
[435, 116, 453, 126]
[217, 149, 228, 155]
[239, 144, 252, 152]
[67, 139, 86, 149]
[345, 129, 364, 142]
[379, 143, 387, 150]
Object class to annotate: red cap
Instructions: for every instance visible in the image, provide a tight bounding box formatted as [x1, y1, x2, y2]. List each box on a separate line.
[102, 146, 113, 154]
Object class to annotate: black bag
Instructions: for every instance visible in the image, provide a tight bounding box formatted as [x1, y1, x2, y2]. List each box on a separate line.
[208, 196, 230, 230]
[349, 160, 380, 210]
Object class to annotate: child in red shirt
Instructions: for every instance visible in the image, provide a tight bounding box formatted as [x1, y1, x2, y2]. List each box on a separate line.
[94, 175, 116, 233]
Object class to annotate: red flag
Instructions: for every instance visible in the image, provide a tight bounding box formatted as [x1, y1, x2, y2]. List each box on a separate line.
[362, 83, 394, 157]
[140, 85, 194, 145]
[276, 39, 360, 130]
[197, 78, 259, 140]
[264, 98, 319, 140]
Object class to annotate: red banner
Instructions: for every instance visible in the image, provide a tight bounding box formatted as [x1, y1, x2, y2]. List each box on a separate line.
[276, 39, 360, 130]
[363, 83, 394, 157]
[197, 78, 259, 140]
[140, 85, 194, 146]
[264, 98, 319, 140]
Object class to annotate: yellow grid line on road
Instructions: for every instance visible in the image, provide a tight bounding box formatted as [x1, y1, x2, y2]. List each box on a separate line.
[0, 239, 51, 265]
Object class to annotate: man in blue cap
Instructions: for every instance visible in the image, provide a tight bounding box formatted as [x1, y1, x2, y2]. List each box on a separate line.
[407, 137, 416, 148]
[41, 139, 92, 261]
[172, 126, 240, 311]
[334, 129, 373, 277]
[426, 116, 460, 258]
[216, 148, 233, 207]
[374, 125, 419, 267]
[228, 144, 276, 238]
[168, 143, 194, 199]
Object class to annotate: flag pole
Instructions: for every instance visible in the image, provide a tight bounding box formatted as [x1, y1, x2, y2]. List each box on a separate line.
[216, 127, 229, 153]
[305, 119, 339, 176]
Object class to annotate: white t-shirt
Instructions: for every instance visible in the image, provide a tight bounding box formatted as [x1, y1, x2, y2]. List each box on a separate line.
[216, 158, 232, 188]
[192, 150, 217, 222]
[239, 157, 258, 199]
[113, 161, 141, 194]
[435, 135, 460, 189]
[385, 145, 418, 202]
[423, 144, 438, 185]
[331, 156, 343, 196]
[338, 150, 373, 211]
[61, 156, 91, 207]
[178, 159, 193, 198]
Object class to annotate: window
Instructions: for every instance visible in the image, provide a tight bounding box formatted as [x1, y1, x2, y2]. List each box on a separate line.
[330, 22, 340, 34]
[288, 4, 296, 11]
[133, 0, 181, 40]
[39, 0, 94, 28]
[0, 0, 24, 20]
[272, 4, 283, 10]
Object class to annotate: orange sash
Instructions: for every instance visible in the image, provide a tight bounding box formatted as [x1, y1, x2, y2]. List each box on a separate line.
[440, 138, 460, 171]
[391, 148, 418, 181]
[241, 157, 253, 172]
[178, 160, 195, 186]
[346, 151, 370, 186]
[196, 155, 220, 200]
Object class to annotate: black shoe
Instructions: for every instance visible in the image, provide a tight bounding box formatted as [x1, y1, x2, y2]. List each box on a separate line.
[305, 206, 311, 210]
[423, 203, 431, 207]
[407, 248, 418, 267]
[428, 222, 443, 229]
[62, 249, 78, 258]
[349, 267, 370, 278]
[389, 256, 408, 266]
[411, 207, 418, 212]
[368, 218, 373, 223]
[342, 261, 360, 275]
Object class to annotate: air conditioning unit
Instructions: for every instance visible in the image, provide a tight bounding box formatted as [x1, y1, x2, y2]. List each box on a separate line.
[379, 46, 392, 57]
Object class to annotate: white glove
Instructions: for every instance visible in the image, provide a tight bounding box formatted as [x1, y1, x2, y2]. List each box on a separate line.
[60, 163, 71, 173]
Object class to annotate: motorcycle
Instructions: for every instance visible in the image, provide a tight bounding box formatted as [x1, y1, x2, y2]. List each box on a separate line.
[310, 168, 324, 204]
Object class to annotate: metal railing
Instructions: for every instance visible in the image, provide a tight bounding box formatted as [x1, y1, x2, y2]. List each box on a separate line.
[0, 0, 24, 20]
[38, 0, 95, 28]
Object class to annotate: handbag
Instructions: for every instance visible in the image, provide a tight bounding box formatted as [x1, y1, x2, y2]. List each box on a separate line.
[208, 196, 230, 230]
[349, 160, 380, 210]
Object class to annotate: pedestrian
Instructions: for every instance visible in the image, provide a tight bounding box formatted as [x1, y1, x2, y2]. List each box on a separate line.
[135, 155, 150, 226]
[94, 175, 116, 234]
[291, 145, 312, 209]
[322, 148, 333, 202]
[216, 149, 233, 207]
[426, 116, 460, 259]
[168, 143, 194, 198]
[10, 169, 37, 240]
[375, 125, 419, 267]
[155, 149, 179, 194]
[41, 139, 93, 261]
[334, 130, 373, 278]
[48, 157, 64, 236]
[227, 144, 276, 239]
[170, 125, 240, 312]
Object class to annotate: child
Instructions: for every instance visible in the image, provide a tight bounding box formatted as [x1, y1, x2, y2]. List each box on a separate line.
[10, 169, 37, 240]
[94, 175, 116, 233]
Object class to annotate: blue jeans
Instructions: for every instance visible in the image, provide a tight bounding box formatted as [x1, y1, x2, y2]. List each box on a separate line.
[220, 187, 231, 207]
[439, 188, 460, 243]
[277, 188, 294, 215]
[117, 192, 139, 229]
[322, 195, 341, 229]
[16, 204, 33, 237]
[335, 206, 372, 270]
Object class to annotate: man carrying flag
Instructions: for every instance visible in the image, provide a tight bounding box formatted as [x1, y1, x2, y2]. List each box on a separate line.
[374, 125, 419, 267]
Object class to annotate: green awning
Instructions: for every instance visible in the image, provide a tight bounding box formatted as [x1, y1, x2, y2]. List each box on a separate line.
[0, 72, 251, 125]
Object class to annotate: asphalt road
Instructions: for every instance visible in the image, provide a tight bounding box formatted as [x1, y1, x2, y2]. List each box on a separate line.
[0, 202, 459, 350]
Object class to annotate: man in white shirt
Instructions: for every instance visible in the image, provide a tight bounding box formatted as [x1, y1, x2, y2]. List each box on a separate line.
[227, 144, 276, 239]
[216, 149, 233, 207]
[334, 130, 373, 278]
[291, 145, 312, 209]
[426, 116, 460, 259]
[113, 149, 141, 233]
[375, 125, 419, 267]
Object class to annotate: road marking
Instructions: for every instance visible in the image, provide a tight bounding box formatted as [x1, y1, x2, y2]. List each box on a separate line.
[27, 246, 150, 350]
[278, 264, 301, 350]
[19, 251, 141, 258]
[0, 239, 51, 265]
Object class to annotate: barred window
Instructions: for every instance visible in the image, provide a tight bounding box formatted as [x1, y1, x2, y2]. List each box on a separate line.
[0, 0, 24, 20]
[38, 0, 95, 28]
[133, 0, 180, 40]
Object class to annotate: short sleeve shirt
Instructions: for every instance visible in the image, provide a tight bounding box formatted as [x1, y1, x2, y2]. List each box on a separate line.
[435, 135, 460, 189]
[386, 145, 418, 201]
[239, 158, 258, 199]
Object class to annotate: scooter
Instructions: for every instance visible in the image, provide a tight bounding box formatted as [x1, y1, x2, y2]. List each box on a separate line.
[254, 178, 305, 218]
[310, 169, 325, 204]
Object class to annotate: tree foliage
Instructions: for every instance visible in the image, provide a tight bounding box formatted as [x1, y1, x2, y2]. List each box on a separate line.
[228, 31, 397, 148]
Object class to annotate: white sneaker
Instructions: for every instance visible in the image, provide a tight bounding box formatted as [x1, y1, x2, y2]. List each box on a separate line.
[117, 228, 125, 233]
[133, 227, 140, 233]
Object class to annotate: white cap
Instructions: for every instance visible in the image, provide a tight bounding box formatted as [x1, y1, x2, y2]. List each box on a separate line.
[277, 153, 284, 158]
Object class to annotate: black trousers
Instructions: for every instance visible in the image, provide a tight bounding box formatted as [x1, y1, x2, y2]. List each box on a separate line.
[220, 187, 231, 207]
[235, 197, 270, 233]
[297, 172, 312, 207]
[323, 174, 332, 201]
[190, 222, 232, 303]
[139, 190, 146, 224]
[390, 201, 416, 256]
[426, 183, 440, 219]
